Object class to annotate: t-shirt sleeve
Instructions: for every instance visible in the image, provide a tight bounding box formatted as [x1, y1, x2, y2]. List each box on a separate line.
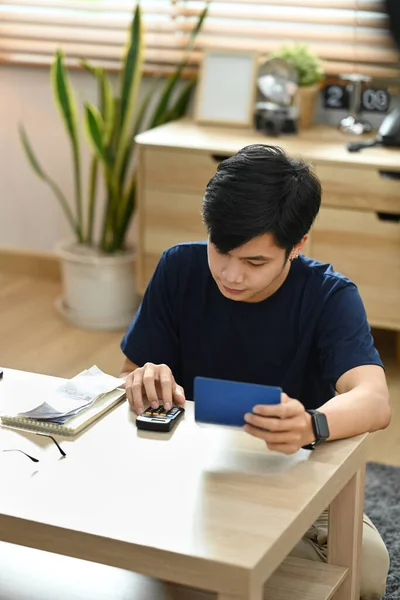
[120, 249, 180, 373]
[315, 282, 383, 386]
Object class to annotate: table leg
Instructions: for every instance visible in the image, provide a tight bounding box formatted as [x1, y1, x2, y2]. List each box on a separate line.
[328, 466, 365, 600]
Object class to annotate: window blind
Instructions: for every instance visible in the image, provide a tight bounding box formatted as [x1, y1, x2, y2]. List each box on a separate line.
[0, 0, 197, 75]
[0, 0, 399, 80]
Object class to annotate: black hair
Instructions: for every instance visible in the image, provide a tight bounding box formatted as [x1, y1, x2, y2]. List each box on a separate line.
[202, 144, 321, 258]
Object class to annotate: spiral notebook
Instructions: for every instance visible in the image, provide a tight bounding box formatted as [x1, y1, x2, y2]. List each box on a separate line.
[0, 388, 126, 436]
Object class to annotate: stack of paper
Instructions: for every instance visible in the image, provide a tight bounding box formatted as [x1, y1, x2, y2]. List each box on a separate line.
[15, 366, 125, 424]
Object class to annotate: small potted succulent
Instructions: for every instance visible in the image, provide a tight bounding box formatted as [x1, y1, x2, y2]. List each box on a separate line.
[269, 43, 325, 129]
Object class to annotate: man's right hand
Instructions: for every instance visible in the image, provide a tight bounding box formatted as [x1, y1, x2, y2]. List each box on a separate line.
[124, 362, 185, 415]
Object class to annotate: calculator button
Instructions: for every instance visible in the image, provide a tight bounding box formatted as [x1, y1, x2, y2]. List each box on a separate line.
[145, 411, 152, 415]
[160, 413, 167, 417]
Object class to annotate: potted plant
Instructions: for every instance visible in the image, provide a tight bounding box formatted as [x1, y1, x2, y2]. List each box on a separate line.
[269, 43, 325, 129]
[19, 4, 207, 330]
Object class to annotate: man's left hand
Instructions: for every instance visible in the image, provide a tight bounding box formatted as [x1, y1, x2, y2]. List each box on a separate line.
[244, 393, 315, 454]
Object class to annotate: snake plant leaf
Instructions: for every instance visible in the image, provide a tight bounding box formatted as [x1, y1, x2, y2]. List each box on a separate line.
[52, 51, 79, 144]
[80, 59, 100, 78]
[84, 103, 110, 167]
[119, 74, 161, 187]
[19, 123, 82, 240]
[149, 5, 208, 129]
[133, 74, 161, 138]
[51, 50, 83, 231]
[19, 124, 46, 180]
[114, 4, 143, 187]
[80, 60, 115, 146]
[159, 77, 197, 125]
[114, 178, 136, 250]
[99, 70, 115, 146]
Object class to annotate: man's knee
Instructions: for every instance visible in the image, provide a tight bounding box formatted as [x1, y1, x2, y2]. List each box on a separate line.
[360, 516, 390, 600]
[289, 512, 389, 600]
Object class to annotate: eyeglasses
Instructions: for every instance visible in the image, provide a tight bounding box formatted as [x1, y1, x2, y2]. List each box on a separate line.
[1, 432, 66, 462]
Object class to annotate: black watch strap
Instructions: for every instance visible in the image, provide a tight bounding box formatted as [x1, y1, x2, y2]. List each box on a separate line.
[302, 410, 330, 450]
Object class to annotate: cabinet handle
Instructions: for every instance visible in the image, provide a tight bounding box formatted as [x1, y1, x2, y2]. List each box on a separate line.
[379, 170, 400, 180]
[211, 154, 231, 163]
[377, 212, 400, 222]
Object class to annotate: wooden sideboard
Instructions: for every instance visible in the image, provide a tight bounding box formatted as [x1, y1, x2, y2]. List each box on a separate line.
[135, 118, 400, 344]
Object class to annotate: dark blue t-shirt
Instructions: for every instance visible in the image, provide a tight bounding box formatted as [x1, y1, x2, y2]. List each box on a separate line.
[121, 242, 383, 409]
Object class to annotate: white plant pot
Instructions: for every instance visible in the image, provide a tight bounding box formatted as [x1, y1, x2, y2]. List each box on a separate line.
[55, 242, 137, 331]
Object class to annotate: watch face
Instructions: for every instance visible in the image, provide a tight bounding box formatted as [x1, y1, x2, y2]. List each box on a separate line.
[315, 412, 330, 440]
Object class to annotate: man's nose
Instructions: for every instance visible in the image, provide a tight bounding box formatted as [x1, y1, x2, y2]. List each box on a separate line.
[222, 261, 244, 284]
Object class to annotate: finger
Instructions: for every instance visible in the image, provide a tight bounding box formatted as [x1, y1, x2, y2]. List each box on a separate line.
[173, 384, 186, 406]
[244, 424, 301, 454]
[265, 443, 300, 455]
[243, 423, 270, 442]
[142, 364, 159, 409]
[244, 422, 301, 445]
[262, 431, 303, 445]
[125, 372, 135, 410]
[158, 364, 174, 411]
[252, 399, 303, 419]
[281, 393, 291, 404]
[132, 370, 146, 415]
[244, 413, 300, 432]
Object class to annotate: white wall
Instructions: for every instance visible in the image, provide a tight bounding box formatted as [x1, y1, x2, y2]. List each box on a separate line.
[1, 66, 95, 252]
[0, 64, 396, 253]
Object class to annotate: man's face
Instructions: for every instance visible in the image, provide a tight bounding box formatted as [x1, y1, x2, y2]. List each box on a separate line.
[208, 233, 303, 303]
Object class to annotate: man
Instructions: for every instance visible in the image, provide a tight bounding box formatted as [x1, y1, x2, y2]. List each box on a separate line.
[120, 144, 391, 599]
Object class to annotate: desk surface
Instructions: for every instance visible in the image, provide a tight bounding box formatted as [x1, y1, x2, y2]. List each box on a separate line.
[135, 118, 400, 171]
[0, 369, 368, 596]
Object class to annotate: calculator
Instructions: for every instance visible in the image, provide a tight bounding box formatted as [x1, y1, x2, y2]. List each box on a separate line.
[136, 405, 185, 432]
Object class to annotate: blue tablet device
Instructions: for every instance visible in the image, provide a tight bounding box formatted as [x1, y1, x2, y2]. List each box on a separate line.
[193, 376, 281, 427]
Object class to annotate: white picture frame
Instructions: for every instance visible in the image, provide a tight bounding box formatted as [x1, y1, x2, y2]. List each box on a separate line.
[194, 49, 259, 128]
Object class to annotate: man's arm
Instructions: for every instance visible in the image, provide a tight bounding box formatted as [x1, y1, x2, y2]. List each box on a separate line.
[244, 364, 391, 454]
[312, 364, 391, 442]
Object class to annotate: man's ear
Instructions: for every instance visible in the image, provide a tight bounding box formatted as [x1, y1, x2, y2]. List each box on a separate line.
[289, 235, 308, 260]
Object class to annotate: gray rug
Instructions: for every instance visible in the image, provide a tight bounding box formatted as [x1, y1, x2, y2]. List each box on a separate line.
[365, 462, 400, 600]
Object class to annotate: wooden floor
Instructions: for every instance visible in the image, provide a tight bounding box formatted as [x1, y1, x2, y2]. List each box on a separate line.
[0, 271, 399, 466]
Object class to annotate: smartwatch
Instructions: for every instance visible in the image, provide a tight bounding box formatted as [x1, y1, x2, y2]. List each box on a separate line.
[302, 410, 330, 450]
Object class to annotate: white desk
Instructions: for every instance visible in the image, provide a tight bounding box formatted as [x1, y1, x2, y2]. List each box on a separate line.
[0, 369, 368, 600]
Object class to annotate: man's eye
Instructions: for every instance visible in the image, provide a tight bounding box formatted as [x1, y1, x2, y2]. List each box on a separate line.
[248, 262, 266, 267]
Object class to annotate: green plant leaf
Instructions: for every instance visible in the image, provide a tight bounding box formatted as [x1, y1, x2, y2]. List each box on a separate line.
[149, 4, 208, 129]
[269, 43, 324, 86]
[99, 70, 115, 146]
[52, 51, 79, 143]
[86, 156, 98, 245]
[114, 4, 143, 188]
[84, 103, 110, 166]
[119, 74, 161, 188]
[113, 178, 136, 251]
[51, 50, 83, 234]
[19, 123, 82, 242]
[80, 59, 100, 78]
[160, 76, 196, 124]
[19, 124, 47, 180]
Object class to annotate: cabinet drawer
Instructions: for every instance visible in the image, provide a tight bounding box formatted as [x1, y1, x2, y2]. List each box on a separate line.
[143, 190, 206, 255]
[315, 164, 400, 213]
[310, 207, 400, 329]
[143, 148, 219, 194]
